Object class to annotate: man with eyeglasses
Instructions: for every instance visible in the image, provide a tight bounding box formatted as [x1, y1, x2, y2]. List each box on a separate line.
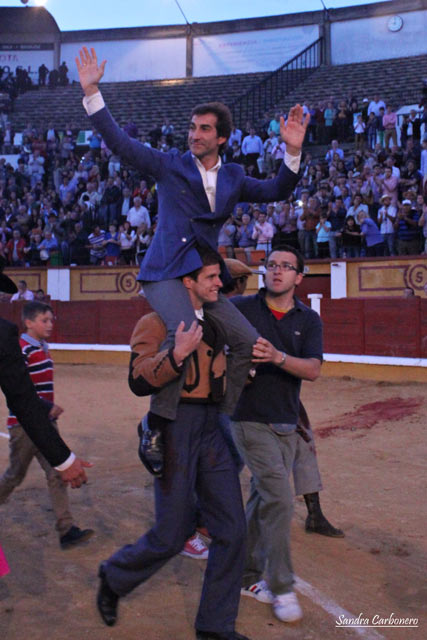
[230, 245, 323, 624]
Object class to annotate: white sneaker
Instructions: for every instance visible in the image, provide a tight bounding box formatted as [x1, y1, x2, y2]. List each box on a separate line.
[180, 533, 209, 560]
[273, 592, 303, 622]
[241, 580, 274, 604]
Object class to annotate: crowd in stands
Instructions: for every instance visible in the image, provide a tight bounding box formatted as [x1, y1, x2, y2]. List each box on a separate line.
[0, 90, 426, 270]
[0, 62, 69, 107]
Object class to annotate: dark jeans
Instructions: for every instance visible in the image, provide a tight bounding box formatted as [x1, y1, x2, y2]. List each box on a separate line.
[104, 404, 246, 634]
[304, 229, 318, 259]
[366, 242, 384, 257]
[343, 245, 360, 258]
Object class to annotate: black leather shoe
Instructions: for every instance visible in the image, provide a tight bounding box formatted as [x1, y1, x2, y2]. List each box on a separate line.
[97, 564, 119, 626]
[196, 631, 251, 640]
[60, 526, 94, 549]
[305, 514, 345, 538]
[137, 414, 164, 477]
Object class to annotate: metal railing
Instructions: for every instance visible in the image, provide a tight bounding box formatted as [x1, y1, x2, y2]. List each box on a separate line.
[231, 37, 324, 128]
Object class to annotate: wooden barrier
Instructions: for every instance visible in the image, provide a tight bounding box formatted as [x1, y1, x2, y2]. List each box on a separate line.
[3, 254, 427, 301]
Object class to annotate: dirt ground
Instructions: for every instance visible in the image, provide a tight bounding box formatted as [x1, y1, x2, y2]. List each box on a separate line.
[0, 364, 426, 640]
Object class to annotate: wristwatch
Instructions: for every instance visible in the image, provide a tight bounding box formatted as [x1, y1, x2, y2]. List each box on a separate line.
[278, 351, 287, 367]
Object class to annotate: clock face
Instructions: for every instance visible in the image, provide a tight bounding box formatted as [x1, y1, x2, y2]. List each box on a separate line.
[387, 15, 403, 32]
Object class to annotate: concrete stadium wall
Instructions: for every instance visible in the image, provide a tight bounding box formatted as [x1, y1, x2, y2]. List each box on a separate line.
[192, 25, 319, 77]
[331, 9, 427, 65]
[62, 38, 187, 83]
[59, 1, 427, 80]
[2, 1, 426, 80]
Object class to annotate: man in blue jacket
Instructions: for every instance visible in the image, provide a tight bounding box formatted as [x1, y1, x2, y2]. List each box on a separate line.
[76, 47, 308, 422]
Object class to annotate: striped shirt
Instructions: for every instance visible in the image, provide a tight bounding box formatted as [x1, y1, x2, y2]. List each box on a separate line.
[88, 230, 106, 258]
[7, 334, 54, 428]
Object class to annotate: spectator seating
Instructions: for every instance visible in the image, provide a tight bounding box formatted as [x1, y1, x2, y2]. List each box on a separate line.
[10, 71, 269, 142]
[279, 54, 427, 116]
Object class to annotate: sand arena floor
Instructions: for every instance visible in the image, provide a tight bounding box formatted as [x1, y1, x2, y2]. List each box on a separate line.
[0, 364, 426, 640]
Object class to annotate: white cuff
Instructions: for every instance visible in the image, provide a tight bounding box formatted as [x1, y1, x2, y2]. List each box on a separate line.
[82, 91, 105, 115]
[54, 452, 76, 472]
[284, 151, 301, 174]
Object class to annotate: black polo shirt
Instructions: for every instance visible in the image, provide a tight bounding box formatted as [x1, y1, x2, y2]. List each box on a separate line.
[231, 289, 323, 425]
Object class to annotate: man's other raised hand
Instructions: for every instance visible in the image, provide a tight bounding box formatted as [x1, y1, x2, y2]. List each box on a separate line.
[280, 104, 310, 157]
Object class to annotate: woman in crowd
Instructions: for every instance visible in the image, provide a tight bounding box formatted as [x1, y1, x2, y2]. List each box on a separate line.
[118, 220, 136, 265]
[135, 222, 152, 266]
[340, 215, 362, 258]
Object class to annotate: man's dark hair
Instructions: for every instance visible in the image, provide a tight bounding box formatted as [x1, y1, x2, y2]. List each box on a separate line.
[191, 102, 233, 148]
[266, 244, 305, 274]
[185, 246, 221, 281]
[22, 301, 53, 322]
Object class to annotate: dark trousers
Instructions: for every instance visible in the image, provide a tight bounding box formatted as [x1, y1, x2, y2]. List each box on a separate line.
[104, 404, 246, 634]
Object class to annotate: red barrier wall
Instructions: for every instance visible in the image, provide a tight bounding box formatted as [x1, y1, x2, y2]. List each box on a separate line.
[0, 298, 152, 345]
[322, 297, 426, 358]
[1, 297, 426, 358]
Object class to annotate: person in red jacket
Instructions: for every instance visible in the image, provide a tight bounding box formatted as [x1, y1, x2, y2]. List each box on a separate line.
[5, 229, 26, 266]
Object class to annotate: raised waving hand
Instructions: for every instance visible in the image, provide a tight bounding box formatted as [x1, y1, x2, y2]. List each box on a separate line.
[280, 104, 310, 156]
[75, 46, 106, 96]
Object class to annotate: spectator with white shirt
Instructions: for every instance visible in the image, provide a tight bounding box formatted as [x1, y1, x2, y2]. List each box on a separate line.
[263, 130, 279, 175]
[325, 140, 344, 164]
[241, 128, 264, 176]
[354, 115, 366, 151]
[377, 194, 397, 255]
[272, 139, 287, 174]
[368, 95, 386, 118]
[126, 196, 150, 230]
[10, 280, 34, 302]
[118, 221, 136, 264]
[228, 125, 242, 148]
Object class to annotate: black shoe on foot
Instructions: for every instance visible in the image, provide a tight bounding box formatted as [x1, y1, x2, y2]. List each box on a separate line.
[97, 564, 119, 626]
[305, 514, 345, 538]
[137, 414, 165, 477]
[196, 631, 251, 640]
[60, 525, 94, 549]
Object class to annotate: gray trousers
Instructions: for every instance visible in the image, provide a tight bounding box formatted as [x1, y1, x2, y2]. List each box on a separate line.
[0, 424, 73, 536]
[143, 279, 258, 420]
[293, 425, 323, 496]
[231, 420, 298, 596]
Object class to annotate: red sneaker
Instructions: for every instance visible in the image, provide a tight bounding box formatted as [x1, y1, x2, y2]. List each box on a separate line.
[196, 527, 212, 542]
[180, 533, 209, 560]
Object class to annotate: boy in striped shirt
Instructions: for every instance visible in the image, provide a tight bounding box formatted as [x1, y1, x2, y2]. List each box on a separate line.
[0, 301, 94, 549]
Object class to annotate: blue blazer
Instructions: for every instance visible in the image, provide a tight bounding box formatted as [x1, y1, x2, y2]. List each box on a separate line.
[89, 107, 300, 281]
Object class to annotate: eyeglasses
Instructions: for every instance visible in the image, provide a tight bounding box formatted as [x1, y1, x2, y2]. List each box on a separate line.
[265, 261, 299, 273]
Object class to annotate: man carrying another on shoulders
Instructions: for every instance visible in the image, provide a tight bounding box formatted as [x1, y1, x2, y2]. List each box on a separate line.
[96, 248, 249, 640]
